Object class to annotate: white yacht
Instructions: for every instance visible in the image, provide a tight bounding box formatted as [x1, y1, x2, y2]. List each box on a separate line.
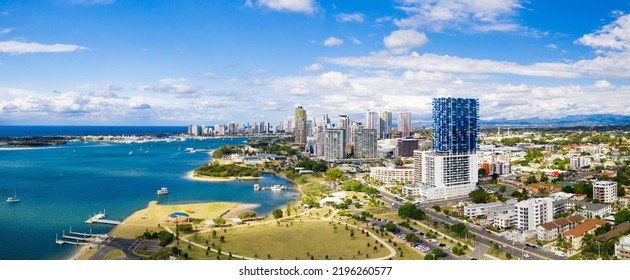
[157, 187, 169, 195]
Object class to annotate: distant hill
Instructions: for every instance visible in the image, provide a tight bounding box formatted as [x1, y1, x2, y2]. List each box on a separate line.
[480, 114, 630, 126]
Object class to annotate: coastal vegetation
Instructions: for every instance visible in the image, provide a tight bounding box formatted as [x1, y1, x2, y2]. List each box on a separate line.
[0, 136, 69, 147]
[211, 145, 249, 159]
[194, 162, 261, 178]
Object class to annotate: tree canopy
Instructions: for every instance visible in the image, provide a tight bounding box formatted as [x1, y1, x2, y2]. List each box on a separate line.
[469, 188, 492, 204]
[398, 203, 426, 220]
[272, 208, 283, 219]
[325, 168, 343, 180]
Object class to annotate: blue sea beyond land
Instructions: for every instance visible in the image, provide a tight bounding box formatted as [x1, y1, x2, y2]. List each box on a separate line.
[0, 126, 298, 260]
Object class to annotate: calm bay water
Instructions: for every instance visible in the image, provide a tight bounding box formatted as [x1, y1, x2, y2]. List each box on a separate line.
[0, 135, 298, 260]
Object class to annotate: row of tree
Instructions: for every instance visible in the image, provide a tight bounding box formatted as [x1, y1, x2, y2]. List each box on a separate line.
[195, 162, 261, 178]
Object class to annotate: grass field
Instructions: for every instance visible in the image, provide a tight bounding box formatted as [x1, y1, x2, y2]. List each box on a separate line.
[103, 249, 125, 260]
[180, 220, 392, 260]
[109, 201, 243, 238]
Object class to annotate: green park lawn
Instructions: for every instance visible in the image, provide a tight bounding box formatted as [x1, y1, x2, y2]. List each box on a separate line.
[182, 220, 392, 260]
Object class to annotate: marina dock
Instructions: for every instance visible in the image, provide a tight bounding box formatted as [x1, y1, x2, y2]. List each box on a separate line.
[84, 210, 122, 225]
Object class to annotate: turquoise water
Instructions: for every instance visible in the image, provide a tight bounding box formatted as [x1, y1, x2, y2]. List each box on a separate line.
[0, 137, 298, 260]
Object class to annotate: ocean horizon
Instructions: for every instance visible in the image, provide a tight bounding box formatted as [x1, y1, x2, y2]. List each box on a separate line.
[0, 130, 298, 260]
[0, 125, 188, 137]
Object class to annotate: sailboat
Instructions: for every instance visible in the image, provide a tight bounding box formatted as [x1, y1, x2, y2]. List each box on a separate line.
[6, 189, 20, 203]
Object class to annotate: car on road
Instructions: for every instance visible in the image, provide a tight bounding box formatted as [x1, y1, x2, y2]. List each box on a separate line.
[523, 253, 530, 258]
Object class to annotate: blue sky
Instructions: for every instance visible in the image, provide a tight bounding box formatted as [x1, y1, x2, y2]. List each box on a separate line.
[1, 0, 630, 125]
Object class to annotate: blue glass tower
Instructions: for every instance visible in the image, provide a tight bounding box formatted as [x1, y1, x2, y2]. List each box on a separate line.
[432, 97, 479, 154]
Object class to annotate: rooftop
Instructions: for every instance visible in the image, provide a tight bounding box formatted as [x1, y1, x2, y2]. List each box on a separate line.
[562, 219, 607, 238]
[539, 215, 585, 231]
[596, 222, 630, 242]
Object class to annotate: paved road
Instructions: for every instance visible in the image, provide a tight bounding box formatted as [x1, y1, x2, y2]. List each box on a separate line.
[377, 189, 565, 260]
[90, 237, 143, 260]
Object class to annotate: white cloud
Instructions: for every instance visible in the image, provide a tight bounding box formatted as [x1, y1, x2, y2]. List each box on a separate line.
[130, 103, 151, 110]
[383, 29, 428, 54]
[249, 0, 316, 14]
[0, 28, 12, 35]
[349, 36, 362, 45]
[323, 36, 343, 47]
[547, 44, 557, 49]
[203, 72, 216, 78]
[394, 0, 523, 33]
[142, 78, 203, 98]
[577, 14, 630, 50]
[335, 13, 365, 23]
[0, 40, 88, 55]
[265, 69, 630, 120]
[594, 79, 612, 89]
[303, 62, 324, 71]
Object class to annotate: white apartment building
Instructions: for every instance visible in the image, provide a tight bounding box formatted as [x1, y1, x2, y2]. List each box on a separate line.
[593, 181, 618, 203]
[570, 156, 591, 170]
[323, 128, 346, 160]
[463, 202, 503, 219]
[515, 198, 554, 231]
[403, 185, 422, 197]
[417, 151, 479, 200]
[616, 235, 630, 260]
[370, 167, 414, 184]
[493, 212, 516, 230]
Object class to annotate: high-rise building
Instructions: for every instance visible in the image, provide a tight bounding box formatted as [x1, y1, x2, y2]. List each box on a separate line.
[189, 124, 199, 136]
[413, 150, 423, 183]
[416, 97, 479, 200]
[432, 97, 479, 154]
[338, 115, 350, 129]
[397, 138, 419, 157]
[379, 111, 393, 139]
[228, 122, 237, 135]
[314, 124, 325, 157]
[323, 128, 346, 160]
[515, 198, 554, 231]
[306, 120, 313, 137]
[216, 124, 225, 136]
[295, 106, 307, 146]
[593, 181, 618, 203]
[398, 111, 411, 138]
[354, 128, 377, 158]
[365, 110, 379, 133]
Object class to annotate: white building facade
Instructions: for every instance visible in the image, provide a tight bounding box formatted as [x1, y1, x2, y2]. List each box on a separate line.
[515, 198, 554, 231]
[593, 181, 618, 203]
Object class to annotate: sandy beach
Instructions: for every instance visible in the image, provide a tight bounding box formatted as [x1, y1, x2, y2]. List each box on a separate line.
[183, 170, 261, 182]
[70, 200, 261, 260]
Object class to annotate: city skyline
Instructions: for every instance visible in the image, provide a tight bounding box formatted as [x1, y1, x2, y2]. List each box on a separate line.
[2, 1, 630, 125]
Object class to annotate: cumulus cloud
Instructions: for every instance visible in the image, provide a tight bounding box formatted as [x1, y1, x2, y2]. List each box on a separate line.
[577, 14, 630, 50]
[266, 69, 630, 120]
[349, 36, 362, 45]
[130, 103, 151, 110]
[0, 40, 88, 55]
[394, 0, 524, 33]
[303, 62, 324, 71]
[547, 43, 558, 49]
[0, 28, 12, 35]
[141, 78, 203, 98]
[594, 79, 612, 88]
[323, 36, 343, 47]
[247, 0, 316, 14]
[383, 29, 428, 54]
[335, 13, 365, 23]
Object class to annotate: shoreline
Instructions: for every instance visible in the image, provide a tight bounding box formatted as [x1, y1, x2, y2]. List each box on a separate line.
[184, 170, 262, 182]
[70, 200, 261, 260]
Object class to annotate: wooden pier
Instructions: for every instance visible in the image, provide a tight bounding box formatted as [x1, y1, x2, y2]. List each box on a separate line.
[84, 210, 121, 225]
